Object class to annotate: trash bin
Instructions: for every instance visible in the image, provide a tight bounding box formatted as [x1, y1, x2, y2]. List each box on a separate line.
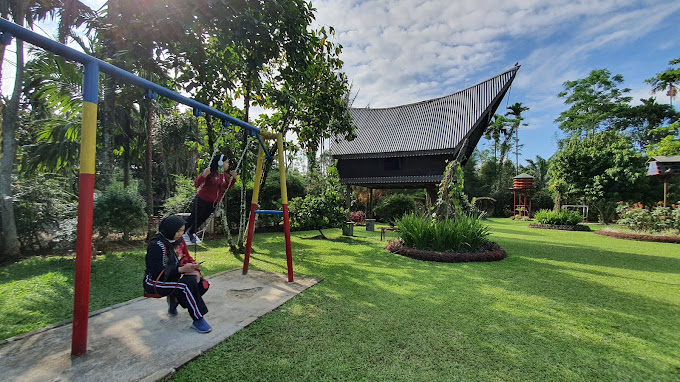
[342, 221, 355, 236]
[365, 219, 376, 231]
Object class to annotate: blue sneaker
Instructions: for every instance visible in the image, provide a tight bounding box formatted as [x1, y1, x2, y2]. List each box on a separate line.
[167, 296, 178, 316]
[192, 318, 212, 333]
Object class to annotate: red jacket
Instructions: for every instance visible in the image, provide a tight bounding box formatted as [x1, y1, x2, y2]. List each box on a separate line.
[194, 172, 236, 204]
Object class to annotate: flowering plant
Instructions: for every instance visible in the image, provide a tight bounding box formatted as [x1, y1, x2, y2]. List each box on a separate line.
[616, 201, 680, 233]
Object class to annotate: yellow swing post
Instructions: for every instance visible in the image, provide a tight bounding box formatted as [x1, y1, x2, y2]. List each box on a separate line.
[243, 132, 294, 281]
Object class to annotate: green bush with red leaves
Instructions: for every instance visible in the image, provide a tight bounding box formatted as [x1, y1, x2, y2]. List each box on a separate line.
[616, 201, 680, 233]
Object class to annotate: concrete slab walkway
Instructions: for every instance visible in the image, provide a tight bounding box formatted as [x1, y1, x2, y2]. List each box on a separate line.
[0, 269, 320, 382]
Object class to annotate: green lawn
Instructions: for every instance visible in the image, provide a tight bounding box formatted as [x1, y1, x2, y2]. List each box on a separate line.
[1, 219, 679, 381]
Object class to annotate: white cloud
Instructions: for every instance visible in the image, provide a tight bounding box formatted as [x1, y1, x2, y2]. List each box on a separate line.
[3, 0, 678, 163]
[311, 0, 679, 163]
[314, 0, 679, 111]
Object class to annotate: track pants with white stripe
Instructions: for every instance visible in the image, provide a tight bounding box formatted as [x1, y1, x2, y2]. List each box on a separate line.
[144, 274, 209, 320]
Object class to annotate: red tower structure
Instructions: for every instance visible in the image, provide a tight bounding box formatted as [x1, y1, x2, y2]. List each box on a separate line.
[510, 173, 535, 218]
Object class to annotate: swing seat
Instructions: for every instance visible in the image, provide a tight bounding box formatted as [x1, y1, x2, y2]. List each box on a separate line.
[144, 292, 163, 299]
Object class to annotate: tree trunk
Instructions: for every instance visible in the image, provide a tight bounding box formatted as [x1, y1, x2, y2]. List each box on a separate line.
[145, 98, 154, 238]
[260, 142, 278, 188]
[99, 0, 119, 188]
[100, 80, 115, 188]
[123, 139, 130, 188]
[259, 110, 292, 188]
[237, 78, 253, 247]
[206, 115, 215, 155]
[0, 10, 26, 260]
[0, 34, 6, 122]
[554, 190, 562, 212]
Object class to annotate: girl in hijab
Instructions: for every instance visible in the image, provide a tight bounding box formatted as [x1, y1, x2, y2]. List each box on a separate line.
[143, 215, 212, 333]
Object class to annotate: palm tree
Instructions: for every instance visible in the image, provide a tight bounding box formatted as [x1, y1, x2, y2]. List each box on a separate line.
[22, 49, 85, 175]
[1, 0, 94, 260]
[525, 155, 549, 189]
[1, 0, 64, 260]
[646, 57, 680, 106]
[53, 0, 94, 44]
[484, 114, 512, 162]
[505, 102, 530, 174]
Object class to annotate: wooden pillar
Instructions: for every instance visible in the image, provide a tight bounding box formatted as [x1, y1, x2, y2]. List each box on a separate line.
[368, 187, 373, 219]
[346, 185, 352, 220]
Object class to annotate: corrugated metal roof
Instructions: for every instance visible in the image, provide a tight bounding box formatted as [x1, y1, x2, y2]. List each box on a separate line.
[651, 156, 680, 163]
[331, 67, 519, 158]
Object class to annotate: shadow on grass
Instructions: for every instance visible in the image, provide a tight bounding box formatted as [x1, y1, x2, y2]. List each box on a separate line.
[0, 252, 146, 341]
[267, 235, 680, 380]
[498, 235, 680, 274]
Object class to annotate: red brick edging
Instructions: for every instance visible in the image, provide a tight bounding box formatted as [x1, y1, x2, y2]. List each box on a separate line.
[594, 230, 680, 244]
[529, 223, 591, 231]
[386, 242, 507, 263]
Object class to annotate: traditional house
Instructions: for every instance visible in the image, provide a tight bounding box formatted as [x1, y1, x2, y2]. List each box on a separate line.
[330, 65, 520, 203]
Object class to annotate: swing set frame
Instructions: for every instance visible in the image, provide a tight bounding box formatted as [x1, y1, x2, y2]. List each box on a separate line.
[0, 18, 293, 356]
[243, 132, 293, 282]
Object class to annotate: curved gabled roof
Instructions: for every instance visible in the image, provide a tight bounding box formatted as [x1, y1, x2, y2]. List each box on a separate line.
[330, 66, 519, 160]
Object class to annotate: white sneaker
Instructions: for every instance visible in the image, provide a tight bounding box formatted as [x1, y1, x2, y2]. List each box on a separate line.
[182, 233, 191, 243]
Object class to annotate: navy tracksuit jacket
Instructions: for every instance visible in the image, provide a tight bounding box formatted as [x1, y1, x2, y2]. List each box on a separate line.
[143, 235, 208, 320]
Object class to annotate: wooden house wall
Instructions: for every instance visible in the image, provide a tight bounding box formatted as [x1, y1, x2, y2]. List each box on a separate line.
[336, 154, 453, 180]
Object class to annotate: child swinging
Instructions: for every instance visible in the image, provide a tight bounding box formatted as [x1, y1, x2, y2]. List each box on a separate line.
[183, 153, 238, 244]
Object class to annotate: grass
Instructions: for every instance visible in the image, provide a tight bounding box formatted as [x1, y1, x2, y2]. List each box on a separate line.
[1, 219, 679, 381]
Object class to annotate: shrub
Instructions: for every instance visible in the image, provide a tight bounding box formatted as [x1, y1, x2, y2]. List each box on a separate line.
[13, 174, 77, 253]
[93, 185, 147, 240]
[289, 187, 347, 231]
[395, 213, 490, 252]
[162, 175, 196, 216]
[374, 194, 415, 224]
[534, 209, 583, 226]
[616, 201, 680, 233]
[349, 210, 365, 225]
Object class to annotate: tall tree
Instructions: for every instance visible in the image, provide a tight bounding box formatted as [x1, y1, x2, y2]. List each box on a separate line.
[647, 120, 680, 156]
[548, 131, 646, 223]
[482, 114, 511, 191]
[524, 155, 549, 190]
[483, 114, 509, 163]
[54, 0, 93, 44]
[1, 0, 57, 261]
[505, 102, 529, 173]
[21, 49, 84, 175]
[646, 57, 680, 106]
[555, 69, 632, 137]
[614, 97, 680, 149]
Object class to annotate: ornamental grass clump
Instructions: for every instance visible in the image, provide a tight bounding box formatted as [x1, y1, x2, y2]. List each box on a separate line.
[389, 160, 500, 258]
[396, 213, 490, 252]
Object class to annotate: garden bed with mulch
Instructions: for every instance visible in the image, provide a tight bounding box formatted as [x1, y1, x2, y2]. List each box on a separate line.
[386, 240, 506, 263]
[594, 229, 680, 244]
[529, 223, 591, 231]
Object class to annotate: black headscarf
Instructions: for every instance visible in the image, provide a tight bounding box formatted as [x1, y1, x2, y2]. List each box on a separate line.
[158, 215, 186, 243]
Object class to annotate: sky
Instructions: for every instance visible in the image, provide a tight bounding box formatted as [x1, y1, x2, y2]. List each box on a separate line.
[2, 0, 680, 166]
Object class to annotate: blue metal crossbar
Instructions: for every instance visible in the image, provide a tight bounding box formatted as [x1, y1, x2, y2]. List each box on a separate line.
[255, 210, 284, 215]
[0, 17, 272, 158]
